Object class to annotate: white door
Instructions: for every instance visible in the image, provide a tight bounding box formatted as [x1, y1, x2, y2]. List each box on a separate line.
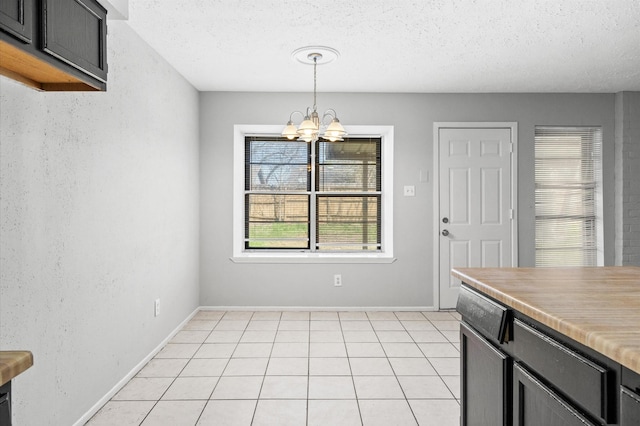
[437, 125, 516, 308]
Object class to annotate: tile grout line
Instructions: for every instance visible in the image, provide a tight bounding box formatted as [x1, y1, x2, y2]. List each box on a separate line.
[192, 312, 225, 425]
[393, 311, 421, 426]
[340, 312, 365, 426]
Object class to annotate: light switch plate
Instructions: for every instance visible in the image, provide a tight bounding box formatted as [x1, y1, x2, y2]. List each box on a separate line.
[403, 185, 416, 197]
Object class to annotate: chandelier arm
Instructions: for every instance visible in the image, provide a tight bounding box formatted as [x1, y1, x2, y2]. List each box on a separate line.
[288, 110, 305, 123]
[322, 109, 338, 124]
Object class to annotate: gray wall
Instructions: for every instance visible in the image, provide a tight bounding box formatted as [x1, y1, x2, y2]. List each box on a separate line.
[200, 92, 616, 308]
[0, 22, 200, 425]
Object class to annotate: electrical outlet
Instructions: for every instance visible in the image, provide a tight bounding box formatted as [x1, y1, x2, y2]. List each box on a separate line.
[403, 185, 416, 197]
[154, 298, 160, 317]
[334, 274, 342, 287]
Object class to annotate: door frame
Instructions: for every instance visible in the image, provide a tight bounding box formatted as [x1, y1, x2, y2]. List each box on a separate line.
[432, 122, 519, 310]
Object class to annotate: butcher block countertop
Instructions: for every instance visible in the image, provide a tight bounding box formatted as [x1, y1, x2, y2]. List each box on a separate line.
[452, 266, 640, 374]
[0, 351, 33, 386]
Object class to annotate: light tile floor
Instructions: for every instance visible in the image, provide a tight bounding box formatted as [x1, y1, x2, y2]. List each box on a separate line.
[87, 310, 461, 426]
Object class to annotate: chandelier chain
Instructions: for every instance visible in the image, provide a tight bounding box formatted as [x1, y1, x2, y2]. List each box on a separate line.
[313, 56, 317, 112]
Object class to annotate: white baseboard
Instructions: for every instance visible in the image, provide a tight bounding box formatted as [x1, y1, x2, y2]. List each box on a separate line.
[73, 307, 200, 426]
[200, 305, 438, 312]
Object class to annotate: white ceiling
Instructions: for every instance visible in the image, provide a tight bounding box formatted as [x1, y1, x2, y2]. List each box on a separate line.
[126, 0, 640, 93]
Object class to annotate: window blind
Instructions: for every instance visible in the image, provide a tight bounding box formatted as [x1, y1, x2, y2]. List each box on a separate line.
[534, 126, 602, 266]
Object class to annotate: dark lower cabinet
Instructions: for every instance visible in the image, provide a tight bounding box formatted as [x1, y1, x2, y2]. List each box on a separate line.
[461, 322, 511, 426]
[0, 381, 11, 426]
[513, 363, 598, 426]
[621, 387, 640, 425]
[458, 284, 636, 426]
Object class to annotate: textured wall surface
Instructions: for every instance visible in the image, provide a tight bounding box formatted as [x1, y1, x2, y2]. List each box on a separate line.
[615, 92, 640, 265]
[199, 92, 616, 308]
[0, 21, 199, 425]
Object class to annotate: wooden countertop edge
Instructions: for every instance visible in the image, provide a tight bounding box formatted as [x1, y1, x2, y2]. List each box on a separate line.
[452, 268, 640, 374]
[0, 351, 34, 386]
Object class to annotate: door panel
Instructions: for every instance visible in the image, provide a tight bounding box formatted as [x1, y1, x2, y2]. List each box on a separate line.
[481, 168, 502, 224]
[449, 240, 471, 291]
[481, 240, 502, 267]
[449, 168, 470, 224]
[439, 127, 513, 308]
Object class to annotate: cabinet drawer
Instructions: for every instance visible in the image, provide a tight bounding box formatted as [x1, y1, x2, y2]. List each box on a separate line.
[457, 285, 510, 343]
[513, 319, 612, 423]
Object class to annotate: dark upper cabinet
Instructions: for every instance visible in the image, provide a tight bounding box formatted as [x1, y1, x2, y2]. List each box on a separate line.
[0, 0, 107, 91]
[0, 0, 33, 43]
[41, 0, 107, 82]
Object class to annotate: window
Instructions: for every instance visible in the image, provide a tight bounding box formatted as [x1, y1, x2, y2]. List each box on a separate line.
[245, 137, 310, 249]
[534, 126, 603, 267]
[233, 125, 394, 262]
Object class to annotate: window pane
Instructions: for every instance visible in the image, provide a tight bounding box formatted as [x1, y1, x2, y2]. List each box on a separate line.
[317, 138, 380, 192]
[247, 139, 309, 191]
[316, 196, 380, 251]
[246, 194, 309, 249]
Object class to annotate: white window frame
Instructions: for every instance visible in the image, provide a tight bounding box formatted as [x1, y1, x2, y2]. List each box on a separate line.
[232, 125, 395, 263]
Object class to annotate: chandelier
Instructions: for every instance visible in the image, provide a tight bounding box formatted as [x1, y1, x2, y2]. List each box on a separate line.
[282, 46, 347, 143]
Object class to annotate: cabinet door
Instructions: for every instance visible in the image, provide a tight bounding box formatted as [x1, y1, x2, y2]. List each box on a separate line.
[461, 322, 511, 426]
[621, 387, 640, 426]
[0, 0, 33, 43]
[41, 0, 107, 81]
[513, 363, 598, 426]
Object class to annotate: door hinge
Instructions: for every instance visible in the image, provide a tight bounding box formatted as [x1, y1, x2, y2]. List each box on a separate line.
[509, 143, 513, 154]
[510, 209, 514, 220]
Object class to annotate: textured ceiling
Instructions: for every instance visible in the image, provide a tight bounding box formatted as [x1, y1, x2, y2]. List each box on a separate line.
[126, 0, 640, 93]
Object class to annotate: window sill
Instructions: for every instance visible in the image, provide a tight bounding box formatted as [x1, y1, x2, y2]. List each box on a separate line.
[230, 253, 397, 264]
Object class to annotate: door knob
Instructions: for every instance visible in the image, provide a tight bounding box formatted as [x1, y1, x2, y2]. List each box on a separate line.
[442, 229, 449, 236]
